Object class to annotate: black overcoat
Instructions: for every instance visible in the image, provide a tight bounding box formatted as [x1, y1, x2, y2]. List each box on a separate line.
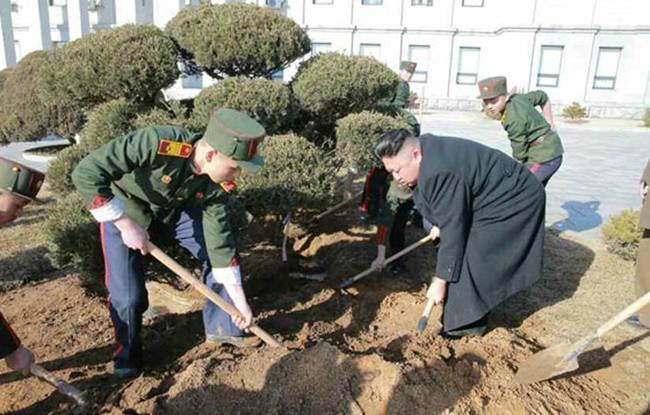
[413, 135, 546, 330]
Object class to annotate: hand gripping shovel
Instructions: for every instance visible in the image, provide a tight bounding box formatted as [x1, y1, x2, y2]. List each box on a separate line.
[514, 291, 650, 384]
[146, 241, 283, 348]
[283, 191, 363, 239]
[29, 363, 88, 410]
[339, 234, 433, 289]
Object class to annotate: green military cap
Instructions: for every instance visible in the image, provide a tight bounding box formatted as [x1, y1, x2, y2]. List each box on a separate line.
[0, 156, 45, 202]
[400, 61, 417, 73]
[477, 76, 508, 100]
[204, 108, 266, 173]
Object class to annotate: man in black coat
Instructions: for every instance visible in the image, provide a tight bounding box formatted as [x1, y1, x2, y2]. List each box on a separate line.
[374, 129, 546, 337]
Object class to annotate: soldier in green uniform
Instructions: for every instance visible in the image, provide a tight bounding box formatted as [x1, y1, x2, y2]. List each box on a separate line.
[390, 61, 420, 137]
[72, 108, 266, 378]
[0, 155, 47, 375]
[478, 76, 564, 186]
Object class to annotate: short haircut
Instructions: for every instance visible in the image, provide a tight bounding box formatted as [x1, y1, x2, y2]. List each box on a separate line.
[374, 128, 414, 159]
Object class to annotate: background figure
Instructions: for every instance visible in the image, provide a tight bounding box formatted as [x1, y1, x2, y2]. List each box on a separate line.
[0, 155, 47, 374]
[359, 166, 416, 275]
[389, 61, 421, 137]
[478, 76, 563, 186]
[629, 160, 650, 327]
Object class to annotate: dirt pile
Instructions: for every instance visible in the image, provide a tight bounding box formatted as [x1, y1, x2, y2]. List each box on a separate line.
[108, 290, 623, 415]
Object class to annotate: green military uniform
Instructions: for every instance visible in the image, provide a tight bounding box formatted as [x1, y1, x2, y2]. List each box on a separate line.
[390, 61, 420, 137]
[73, 126, 241, 267]
[636, 161, 650, 326]
[72, 108, 265, 374]
[478, 76, 564, 186]
[501, 91, 564, 165]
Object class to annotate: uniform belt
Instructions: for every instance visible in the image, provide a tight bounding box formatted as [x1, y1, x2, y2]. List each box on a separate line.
[528, 129, 552, 148]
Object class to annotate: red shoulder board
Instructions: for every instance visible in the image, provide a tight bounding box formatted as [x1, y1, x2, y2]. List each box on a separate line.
[158, 140, 193, 158]
[219, 181, 236, 193]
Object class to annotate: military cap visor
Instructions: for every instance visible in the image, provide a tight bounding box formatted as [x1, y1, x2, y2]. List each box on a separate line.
[0, 156, 45, 202]
[204, 108, 266, 172]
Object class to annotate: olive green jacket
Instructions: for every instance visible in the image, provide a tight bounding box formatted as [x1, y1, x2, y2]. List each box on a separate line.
[501, 91, 564, 164]
[72, 126, 238, 268]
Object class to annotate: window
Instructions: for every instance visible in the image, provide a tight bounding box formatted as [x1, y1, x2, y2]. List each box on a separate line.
[311, 42, 332, 56]
[456, 47, 480, 85]
[537, 45, 563, 87]
[359, 43, 381, 60]
[266, 0, 286, 8]
[313, 0, 333, 4]
[361, 0, 382, 5]
[462, 0, 484, 6]
[407, 45, 430, 83]
[181, 74, 203, 89]
[593, 47, 622, 90]
[411, 0, 433, 5]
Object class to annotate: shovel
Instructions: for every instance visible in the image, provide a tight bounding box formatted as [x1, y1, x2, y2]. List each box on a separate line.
[514, 291, 650, 384]
[283, 191, 363, 239]
[29, 363, 88, 410]
[146, 241, 283, 349]
[339, 234, 433, 289]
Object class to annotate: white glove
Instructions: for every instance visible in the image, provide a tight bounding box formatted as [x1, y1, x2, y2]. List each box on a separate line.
[371, 244, 387, 270]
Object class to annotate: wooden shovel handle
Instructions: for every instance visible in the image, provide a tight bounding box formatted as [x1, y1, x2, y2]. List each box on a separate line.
[596, 291, 650, 338]
[146, 242, 283, 348]
[339, 234, 433, 288]
[30, 363, 87, 407]
[312, 191, 363, 222]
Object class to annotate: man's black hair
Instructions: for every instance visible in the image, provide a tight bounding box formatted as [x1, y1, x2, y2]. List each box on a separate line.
[374, 128, 414, 159]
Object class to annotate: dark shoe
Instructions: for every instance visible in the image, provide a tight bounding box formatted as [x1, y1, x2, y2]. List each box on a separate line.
[206, 334, 262, 348]
[441, 315, 489, 339]
[113, 366, 142, 379]
[626, 315, 650, 330]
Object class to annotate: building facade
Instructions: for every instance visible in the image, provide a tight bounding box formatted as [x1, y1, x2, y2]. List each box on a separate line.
[2, 0, 650, 118]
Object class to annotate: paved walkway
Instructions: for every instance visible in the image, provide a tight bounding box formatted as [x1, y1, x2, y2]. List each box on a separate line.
[420, 111, 650, 241]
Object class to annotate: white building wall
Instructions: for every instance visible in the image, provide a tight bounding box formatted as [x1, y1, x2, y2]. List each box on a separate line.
[0, 0, 15, 68]
[1, 0, 649, 118]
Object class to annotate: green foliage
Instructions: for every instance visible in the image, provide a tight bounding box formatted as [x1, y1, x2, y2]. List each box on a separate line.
[292, 53, 398, 124]
[335, 111, 409, 172]
[47, 144, 90, 196]
[0, 67, 11, 91]
[39, 24, 180, 138]
[602, 209, 642, 261]
[80, 98, 139, 151]
[133, 101, 194, 131]
[44, 192, 104, 293]
[166, 3, 310, 79]
[237, 135, 338, 217]
[0, 51, 56, 143]
[562, 102, 587, 120]
[191, 77, 296, 134]
[643, 108, 650, 128]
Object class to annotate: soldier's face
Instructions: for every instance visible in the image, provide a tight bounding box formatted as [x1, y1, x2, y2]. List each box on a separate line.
[400, 70, 413, 82]
[483, 95, 507, 119]
[382, 144, 421, 187]
[203, 151, 242, 183]
[0, 192, 30, 227]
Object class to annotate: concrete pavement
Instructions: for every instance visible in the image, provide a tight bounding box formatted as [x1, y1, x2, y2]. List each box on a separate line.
[420, 111, 650, 241]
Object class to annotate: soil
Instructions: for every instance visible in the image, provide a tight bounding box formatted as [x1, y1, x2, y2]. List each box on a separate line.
[1, 194, 648, 414]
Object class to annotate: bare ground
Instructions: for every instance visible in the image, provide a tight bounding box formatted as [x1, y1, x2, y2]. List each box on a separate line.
[0, 197, 648, 414]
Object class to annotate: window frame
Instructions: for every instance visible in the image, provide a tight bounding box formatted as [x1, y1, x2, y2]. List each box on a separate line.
[536, 45, 564, 88]
[592, 46, 622, 90]
[456, 46, 480, 85]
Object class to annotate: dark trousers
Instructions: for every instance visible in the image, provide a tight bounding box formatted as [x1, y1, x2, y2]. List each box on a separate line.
[388, 201, 413, 257]
[100, 208, 241, 370]
[529, 155, 563, 187]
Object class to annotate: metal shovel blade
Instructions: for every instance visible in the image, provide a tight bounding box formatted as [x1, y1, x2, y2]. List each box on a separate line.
[513, 342, 580, 385]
